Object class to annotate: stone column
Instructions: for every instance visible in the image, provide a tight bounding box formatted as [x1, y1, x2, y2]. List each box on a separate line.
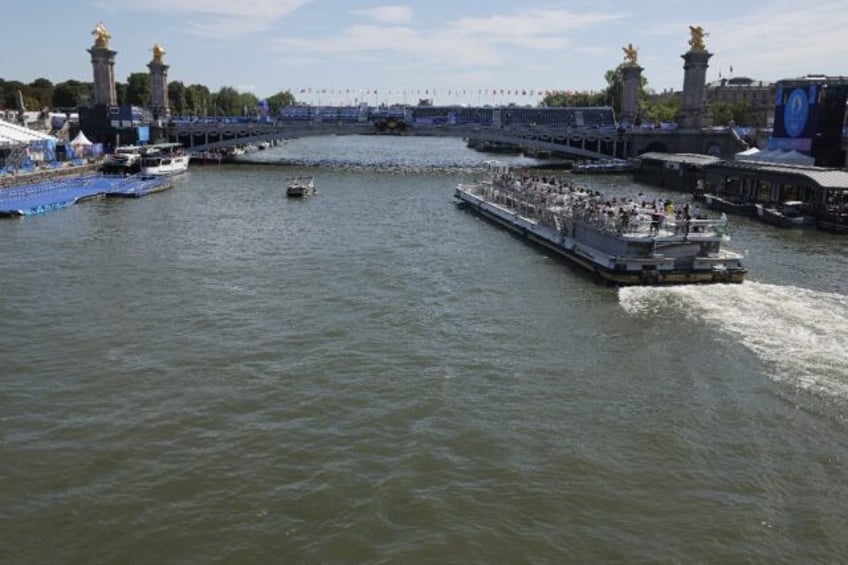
[620, 64, 643, 125]
[677, 28, 712, 130]
[148, 44, 170, 119]
[88, 23, 117, 106]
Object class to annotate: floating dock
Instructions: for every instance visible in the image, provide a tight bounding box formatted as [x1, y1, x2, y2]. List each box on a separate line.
[0, 174, 172, 217]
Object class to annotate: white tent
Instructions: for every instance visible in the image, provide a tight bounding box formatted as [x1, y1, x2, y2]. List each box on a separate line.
[70, 130, 92, 147]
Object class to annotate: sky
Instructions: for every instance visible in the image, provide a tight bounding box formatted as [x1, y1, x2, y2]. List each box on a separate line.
[1, 0, 846, 106]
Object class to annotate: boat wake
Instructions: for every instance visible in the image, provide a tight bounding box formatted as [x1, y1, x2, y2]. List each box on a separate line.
[619, 282, 848, 398]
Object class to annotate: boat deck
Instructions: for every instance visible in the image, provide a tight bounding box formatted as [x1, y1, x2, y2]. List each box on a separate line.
[0, 174, 172, 217]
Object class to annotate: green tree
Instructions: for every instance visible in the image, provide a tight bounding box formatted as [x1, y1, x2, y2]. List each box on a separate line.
[542, 90, 606, 107]
[168, 81, 187, 115]
[185, 84, 211, 116]
[642, 93, 682, 124]
[2, 80, 25, 109]
[211, 86, 240, 115]
[236, 91, 259, 116]
[709, 100, 751, 126]
[52, 80, 92, 108]
[265, 90, 296, 113]
[125, 72, 151, 106]
[28, 78, 53, 109]
[603, 67, 624, 112]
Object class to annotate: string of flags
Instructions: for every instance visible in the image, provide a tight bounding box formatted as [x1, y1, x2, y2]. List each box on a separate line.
[287, 88, 605, 97]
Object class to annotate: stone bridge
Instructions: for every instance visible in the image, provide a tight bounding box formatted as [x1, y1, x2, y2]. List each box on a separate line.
[161, 104, 748, 161]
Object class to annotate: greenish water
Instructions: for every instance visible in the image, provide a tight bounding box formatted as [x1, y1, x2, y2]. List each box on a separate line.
[2, 137, 847, 564]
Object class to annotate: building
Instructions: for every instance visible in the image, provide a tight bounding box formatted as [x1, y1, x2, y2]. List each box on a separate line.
[705, 76, 775, 127]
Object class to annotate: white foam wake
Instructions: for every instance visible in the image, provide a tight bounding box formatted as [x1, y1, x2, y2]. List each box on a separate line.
[619, 282, 848, 398]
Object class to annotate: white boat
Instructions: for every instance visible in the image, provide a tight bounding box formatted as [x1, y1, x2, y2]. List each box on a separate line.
[286, 176, 316, 197]
[755, 201, 816, 228]
[455, 162, 747, 285]
[139, 143, 190, 176]
[101, 145, 143, 174]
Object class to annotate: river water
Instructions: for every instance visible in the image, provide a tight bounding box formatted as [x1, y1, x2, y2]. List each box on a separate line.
[2, 136, 847, 564]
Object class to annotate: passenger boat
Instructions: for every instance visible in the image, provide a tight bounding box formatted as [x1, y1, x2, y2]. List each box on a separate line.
[139, 143, 190, 176]
[754, 201, 816, 228]
[286, 176, 316, 197]
[455, 163, 747, 285]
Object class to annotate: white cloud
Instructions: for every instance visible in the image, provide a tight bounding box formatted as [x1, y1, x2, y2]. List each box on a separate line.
[272, 7, 624, 70]
[643, 0, 848, 84]
[351, 5, 414, 25]
[95, 0, 311, 38]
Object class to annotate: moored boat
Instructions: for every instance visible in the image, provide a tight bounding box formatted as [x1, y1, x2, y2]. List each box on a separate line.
[573, 159, 635, 175]
[455, 164, 746, 285]
[703, 193, 757, 217]
[754, 201, 816, 228]
[139, 143, 190, 176]
[286, 176, 316, 197]
[100, 145, 143, 175]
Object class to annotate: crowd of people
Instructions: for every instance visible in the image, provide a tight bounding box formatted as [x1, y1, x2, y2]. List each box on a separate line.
[484, 170, 725, 238]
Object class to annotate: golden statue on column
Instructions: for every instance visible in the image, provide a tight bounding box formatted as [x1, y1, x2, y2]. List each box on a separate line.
[152, 43, 166, 63]
[688, 25, 707, 52]
[92, 21, 111, 48]
[622, 43, 638, 65]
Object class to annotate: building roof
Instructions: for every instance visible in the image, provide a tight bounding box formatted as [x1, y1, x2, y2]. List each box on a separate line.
[706, 77, 773, 89]
[709, 160, 848, 190]
[637, 152, 723, 166]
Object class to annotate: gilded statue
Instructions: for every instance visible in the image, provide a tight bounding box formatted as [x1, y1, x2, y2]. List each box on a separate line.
[622, 43, 638, 65]
[152, 43, 166, 63]
[92, 21, 111, 48]
[688, 25, 707, 52]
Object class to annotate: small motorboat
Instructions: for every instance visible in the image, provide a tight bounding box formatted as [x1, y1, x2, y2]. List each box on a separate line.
[286, 176, 316, 197]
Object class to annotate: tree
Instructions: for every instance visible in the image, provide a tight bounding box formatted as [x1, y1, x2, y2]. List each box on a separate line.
[642, 93, 682, 124]
[265, 90, 296, 113]
[28, 78, 54, 109]
[52, 80, 92, 108]
[185, 84, 210, 116]
[603, 67, 624, 113]
[168, 81, 187, 115]
[542, 90, 606, 107]
[236, 91, 259, 116]
[709, 100, 751, 126]
[211, 86, 240, 115]
[2, 80, 25, 109]
[125, 72, 151, 106]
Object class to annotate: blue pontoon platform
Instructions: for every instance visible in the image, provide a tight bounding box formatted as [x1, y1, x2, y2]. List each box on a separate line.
[0, 174, 172, 217]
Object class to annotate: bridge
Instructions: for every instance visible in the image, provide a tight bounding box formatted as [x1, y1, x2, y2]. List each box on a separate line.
[164, 105, 635, 161]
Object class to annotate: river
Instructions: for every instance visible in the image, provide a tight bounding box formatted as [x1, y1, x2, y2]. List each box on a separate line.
[2, 136, 847, 563]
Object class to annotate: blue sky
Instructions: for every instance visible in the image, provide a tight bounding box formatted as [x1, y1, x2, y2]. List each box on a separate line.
[2, 0, 846, 105]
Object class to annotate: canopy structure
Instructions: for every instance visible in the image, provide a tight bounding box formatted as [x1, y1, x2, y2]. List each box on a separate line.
[736, 147, 815, 166]
[70, 130, 93, 147]
[0, 118, 57, 147]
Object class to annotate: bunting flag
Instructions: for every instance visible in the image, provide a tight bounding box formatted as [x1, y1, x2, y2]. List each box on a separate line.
[286, 86, 606, 105]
